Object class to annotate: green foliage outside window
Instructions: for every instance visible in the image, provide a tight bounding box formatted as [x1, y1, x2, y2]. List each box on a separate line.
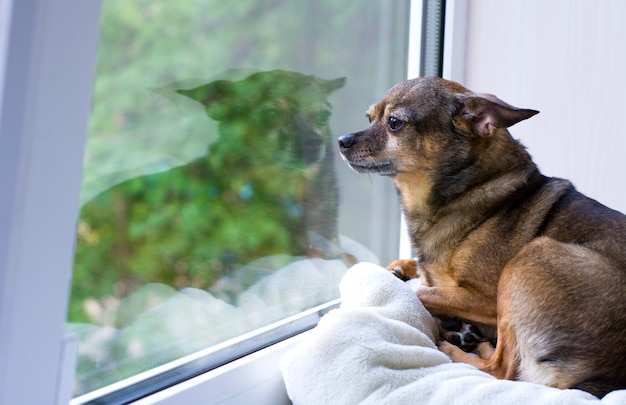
[68, 0, 408, 396]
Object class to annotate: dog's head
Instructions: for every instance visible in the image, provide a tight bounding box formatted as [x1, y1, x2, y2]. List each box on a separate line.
[338, 76, 538, 177]
[338, 77, 538, 207]
[178, 70, 345, 169]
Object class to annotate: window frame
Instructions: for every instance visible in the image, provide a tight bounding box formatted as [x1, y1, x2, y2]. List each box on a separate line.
[0, 1, 102, 404]
[0, 0, 450, 403]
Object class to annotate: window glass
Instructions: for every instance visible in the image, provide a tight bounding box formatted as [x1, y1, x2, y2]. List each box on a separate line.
[68, 0, 408, 396]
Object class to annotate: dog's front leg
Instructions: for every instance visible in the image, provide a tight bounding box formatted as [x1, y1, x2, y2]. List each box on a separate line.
[386, 258, 419, 281]
[415, 285, 497, 327]
[386, 259, 497, 326]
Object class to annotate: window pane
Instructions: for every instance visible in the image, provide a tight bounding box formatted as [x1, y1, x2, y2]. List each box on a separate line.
[69, 0, 408, 396]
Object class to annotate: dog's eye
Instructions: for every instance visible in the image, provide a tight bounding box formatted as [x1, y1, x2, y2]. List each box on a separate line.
[366, 113, 372, 124]
[262, 107, 279, 118]
[260, 107, 280, 125]
[387, 116, 405, 132]
[316, 110, 331, 126]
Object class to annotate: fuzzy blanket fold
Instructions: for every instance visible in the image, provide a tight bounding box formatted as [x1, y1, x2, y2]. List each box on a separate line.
[280, 262, 626, 404]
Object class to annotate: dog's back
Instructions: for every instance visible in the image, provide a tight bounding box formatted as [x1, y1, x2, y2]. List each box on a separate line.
[497, 180, 626, 396]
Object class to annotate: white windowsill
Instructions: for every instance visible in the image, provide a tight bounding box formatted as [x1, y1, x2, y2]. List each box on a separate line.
[130, 332, 306, 405]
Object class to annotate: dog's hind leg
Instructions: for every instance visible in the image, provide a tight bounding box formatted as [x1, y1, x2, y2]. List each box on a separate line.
[439, 236, 620, 385]
[448, 237, 626, 396]
[497, 237, 626, 395]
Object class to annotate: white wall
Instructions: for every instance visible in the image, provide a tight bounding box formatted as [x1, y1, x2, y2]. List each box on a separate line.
[447, 0, 626, 213]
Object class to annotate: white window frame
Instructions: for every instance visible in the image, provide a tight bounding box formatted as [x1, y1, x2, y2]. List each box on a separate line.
[0, 1, 102, 404]
[0, 0, 432, 403]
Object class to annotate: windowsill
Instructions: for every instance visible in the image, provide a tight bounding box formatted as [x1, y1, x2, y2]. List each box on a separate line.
[72, 299, 339, 404]
[129, 331, 306, 405]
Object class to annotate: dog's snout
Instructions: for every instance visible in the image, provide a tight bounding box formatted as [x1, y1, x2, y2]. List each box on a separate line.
[338, 134, 356, 149]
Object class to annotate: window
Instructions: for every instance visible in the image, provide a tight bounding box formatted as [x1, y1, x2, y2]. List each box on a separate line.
[4, 1, 625, 404]
[67, 0, 410, 401]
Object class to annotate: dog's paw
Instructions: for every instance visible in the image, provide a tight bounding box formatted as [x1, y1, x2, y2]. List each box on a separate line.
[437, 340, 463, 359]
[438, 317, 488, 352]
[385, 258, 419, 281]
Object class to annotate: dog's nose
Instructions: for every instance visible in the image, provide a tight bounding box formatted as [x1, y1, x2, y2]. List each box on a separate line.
[338, 134, 355, 149]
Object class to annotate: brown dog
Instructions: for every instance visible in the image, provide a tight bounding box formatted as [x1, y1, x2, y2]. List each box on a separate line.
[338, 76, 626, 397]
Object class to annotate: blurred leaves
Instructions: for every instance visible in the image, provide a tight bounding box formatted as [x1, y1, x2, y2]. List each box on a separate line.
[72, 0, 409, 321]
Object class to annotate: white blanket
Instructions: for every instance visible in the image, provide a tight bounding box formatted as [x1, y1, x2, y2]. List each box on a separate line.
[280, 262, 626, 404]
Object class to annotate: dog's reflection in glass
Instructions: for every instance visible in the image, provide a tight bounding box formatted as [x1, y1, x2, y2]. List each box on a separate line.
[73, 70, 348, 323]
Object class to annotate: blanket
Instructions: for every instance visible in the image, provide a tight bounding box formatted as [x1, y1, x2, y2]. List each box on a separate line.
[280, 262, 626, 404]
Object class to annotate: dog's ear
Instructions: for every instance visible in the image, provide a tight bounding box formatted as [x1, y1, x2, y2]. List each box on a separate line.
[322, 77, 346, 94]
[177, 80, 235, 121]
[453, 93, 539, 137]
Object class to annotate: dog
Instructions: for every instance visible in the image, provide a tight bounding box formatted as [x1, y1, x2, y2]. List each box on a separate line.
[437, 316, 488, 352]
[72, 70, 348, 324]
[338, 76, 626, 397]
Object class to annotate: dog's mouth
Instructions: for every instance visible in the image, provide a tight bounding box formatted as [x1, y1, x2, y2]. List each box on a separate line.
[338, 133, 397, 176]
[299, 133, 325, 164]
[345, 160, 397, 176]
[282, 132, 324, 169]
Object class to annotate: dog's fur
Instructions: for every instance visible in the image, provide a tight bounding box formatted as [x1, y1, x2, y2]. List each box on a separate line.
[338, 76, 626, 397]
[73, 70, 348, 323]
